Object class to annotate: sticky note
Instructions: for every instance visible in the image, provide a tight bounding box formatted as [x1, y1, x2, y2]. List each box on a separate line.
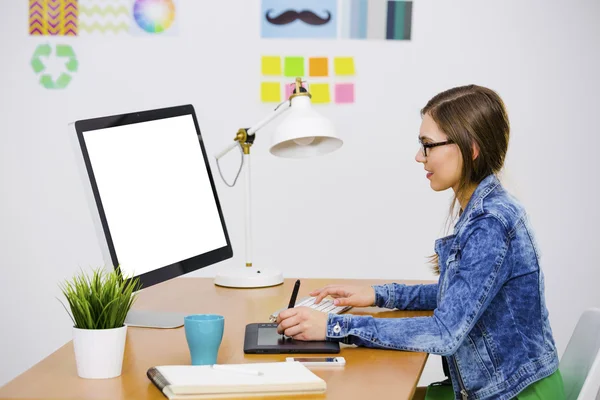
[334, 57, 355, 75]
[309, 83, 330, 104]
[261, 82, 281, 102]
[261, 56, 281, 75]
[285, 81, 306, 99]
[335, 83, 355, 104]
[309, 57, 328, 77]
[284, 57, 305, 77]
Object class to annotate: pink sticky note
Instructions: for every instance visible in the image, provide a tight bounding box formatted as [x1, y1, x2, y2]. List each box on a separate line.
[335, 83, 355, 104]
[285, 81, 307, 99]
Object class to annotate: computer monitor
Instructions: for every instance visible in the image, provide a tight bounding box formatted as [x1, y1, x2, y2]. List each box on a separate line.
[70, 104, 233, 328]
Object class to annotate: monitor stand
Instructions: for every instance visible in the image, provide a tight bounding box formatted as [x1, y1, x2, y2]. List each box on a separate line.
[124, 310, 187, 329]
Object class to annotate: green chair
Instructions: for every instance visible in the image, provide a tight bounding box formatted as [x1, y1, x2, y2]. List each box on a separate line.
[424, 378, 453, 400]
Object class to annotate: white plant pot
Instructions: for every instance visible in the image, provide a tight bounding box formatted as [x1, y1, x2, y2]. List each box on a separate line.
[72, 325, 127, 379]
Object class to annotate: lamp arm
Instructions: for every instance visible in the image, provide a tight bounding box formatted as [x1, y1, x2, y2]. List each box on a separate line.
[215, 141, 240, 160]
[247, 101, 291, 135]
[214, 101, 291, 161]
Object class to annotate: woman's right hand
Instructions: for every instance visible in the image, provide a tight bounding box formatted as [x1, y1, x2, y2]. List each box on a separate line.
[310, 284, 376, 308]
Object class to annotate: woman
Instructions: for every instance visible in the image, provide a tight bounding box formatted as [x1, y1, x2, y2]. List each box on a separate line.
[276, 85, 564, 400]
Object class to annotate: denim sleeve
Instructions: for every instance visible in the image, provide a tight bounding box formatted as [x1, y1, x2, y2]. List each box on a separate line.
[372, 283, 438, 310]
[327, 216, 511, 356]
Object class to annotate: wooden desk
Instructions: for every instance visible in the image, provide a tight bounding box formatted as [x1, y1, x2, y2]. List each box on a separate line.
[0, 278, 434, 400]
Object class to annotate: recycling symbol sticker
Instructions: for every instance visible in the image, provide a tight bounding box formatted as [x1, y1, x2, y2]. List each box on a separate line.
[30, 44, 78, 89]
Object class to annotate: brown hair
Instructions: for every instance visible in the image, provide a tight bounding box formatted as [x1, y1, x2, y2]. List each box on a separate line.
[421, 85, 510, 274]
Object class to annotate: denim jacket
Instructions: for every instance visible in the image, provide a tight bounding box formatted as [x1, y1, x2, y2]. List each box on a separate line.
[326, 174, 559, 400]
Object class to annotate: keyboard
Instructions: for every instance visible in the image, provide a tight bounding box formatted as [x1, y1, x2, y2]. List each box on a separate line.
[269, 297, 352, 322]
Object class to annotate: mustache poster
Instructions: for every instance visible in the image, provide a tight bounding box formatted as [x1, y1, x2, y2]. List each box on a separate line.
[265, 10, 332, 26]
[261, 0, 413, 40]
[261, 0, 338, 38]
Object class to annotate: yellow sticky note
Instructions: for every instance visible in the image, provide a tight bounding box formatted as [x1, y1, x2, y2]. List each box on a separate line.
[309, 83, 330, 103]
[262, 56, 281, 76]
[334, 57, 355, 76]
[261, 82, 281, 102]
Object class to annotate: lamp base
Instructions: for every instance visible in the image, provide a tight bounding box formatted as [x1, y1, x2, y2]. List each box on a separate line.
[214, 266, 284, 288]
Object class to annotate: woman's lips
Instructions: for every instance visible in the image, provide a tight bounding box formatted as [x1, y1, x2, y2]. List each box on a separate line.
[426, 172, 433, 179]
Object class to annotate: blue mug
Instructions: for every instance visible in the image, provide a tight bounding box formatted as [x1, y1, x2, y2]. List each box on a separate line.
[184, 314, 224, 365]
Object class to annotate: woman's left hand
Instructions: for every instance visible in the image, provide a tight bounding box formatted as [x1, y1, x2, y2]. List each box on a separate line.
[276, 307, 328, 341]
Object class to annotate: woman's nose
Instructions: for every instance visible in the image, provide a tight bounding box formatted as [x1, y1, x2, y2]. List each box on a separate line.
[415, 148, 425, 163]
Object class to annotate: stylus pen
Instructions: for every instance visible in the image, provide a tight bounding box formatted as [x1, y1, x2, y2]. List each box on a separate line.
[281, 280, 301, 338]
[288, 279, 301, 309]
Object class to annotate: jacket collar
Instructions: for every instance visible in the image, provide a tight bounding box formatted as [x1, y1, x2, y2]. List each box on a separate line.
[454, 174, 500, 233]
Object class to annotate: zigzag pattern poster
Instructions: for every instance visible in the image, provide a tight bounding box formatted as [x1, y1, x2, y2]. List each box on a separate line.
[78, 0, 131, 35]
[29, 0, 78, 36]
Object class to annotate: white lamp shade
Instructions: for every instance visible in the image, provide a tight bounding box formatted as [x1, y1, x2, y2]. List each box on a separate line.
[270, 96, 343, 158]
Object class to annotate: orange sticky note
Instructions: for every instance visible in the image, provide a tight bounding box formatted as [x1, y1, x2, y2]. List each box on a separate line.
[262, 56, 281, 75]
[334, 57, 355, 76]
[261, 82, 281, 102]
[309, 83, 330, 103]
[309, 57, 328, 77]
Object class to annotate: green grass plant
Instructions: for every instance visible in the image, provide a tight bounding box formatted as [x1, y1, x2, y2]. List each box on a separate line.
[59, 267, 141, 329]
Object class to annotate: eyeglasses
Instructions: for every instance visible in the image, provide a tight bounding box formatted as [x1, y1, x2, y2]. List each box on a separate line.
[419, 139, 454, 157]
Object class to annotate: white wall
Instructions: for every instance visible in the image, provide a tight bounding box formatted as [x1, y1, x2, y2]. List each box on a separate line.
[1, 0, 599, 388]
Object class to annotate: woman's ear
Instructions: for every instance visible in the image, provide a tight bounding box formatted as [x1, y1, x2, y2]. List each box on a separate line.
[472, 142, 480, 161]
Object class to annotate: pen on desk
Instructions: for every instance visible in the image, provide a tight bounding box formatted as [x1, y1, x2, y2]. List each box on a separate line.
[211, 364, 264, 376]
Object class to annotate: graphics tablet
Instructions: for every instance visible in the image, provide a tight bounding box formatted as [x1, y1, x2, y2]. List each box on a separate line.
[244, 323, 340, 354]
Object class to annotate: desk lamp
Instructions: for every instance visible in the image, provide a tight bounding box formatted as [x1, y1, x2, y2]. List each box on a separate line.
[213, 78, 343, 288]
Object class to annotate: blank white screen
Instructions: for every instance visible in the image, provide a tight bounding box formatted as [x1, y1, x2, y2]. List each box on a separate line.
[82, 114, 227, 278]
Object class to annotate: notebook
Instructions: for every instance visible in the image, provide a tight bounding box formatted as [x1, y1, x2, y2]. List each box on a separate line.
[146, 361, 326, 399]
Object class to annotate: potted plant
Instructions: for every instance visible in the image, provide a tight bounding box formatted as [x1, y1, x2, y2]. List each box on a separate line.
[58, 267, 141, 379]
